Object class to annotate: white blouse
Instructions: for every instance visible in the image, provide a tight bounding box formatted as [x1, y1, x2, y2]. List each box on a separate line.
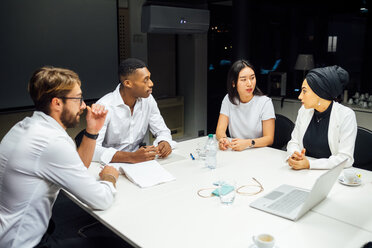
[220, 94, 275, 139]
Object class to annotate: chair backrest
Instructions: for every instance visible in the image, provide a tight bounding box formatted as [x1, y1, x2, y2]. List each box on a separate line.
[75, 129, 85, 148]
[353, 126, 372, 171]
[271, 114, 295, 150]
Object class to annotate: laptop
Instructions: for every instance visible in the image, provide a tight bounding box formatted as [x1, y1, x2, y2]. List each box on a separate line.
[250, 159, 346, 221]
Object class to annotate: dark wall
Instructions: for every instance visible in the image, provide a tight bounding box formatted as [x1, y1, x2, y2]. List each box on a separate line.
[206, 0, 371, 132]
[207, 3, 232, 134]
[244, 1, 369, 98]
[0, 0, 119, 111]
[147, 34, 177, 99]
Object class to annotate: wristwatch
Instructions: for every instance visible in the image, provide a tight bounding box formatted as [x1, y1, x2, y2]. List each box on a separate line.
[250, 139, 255, 148]
[84, 130, 99, 140]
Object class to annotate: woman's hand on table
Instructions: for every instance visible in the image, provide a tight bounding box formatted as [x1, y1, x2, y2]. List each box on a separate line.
[288, 149, 309, 170]
[230, 138, 250, 151]
[218, 137, 230, 150]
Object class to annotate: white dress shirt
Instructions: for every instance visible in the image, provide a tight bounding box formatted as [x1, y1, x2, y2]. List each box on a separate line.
[287, 102, 357, 169]
[220, 94, 276, 139]
[0, 111, 116, 248]
[93, 84, 176, 164]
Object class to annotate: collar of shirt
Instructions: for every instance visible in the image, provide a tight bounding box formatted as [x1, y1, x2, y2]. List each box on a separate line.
[33, 111, 68, 135]
[113, 83, 143, 109]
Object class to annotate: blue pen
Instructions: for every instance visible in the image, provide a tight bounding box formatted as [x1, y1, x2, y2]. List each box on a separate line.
[190, 153, 195, 160]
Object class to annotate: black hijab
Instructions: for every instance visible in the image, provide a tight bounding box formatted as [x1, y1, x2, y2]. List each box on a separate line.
[305, 65, 349, 100]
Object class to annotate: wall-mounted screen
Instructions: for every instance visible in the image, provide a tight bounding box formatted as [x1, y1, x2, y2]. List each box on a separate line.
[0, 0, 118, 110]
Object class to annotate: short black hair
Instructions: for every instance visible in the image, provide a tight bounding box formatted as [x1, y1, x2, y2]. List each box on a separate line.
[118, 58, 147, 80]
[227, 59, 263, 105]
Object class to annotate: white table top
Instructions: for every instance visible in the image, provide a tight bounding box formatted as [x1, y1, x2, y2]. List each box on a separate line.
[68, 137, 372, 248]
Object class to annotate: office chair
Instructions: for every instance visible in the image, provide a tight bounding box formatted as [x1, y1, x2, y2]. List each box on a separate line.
[271, 114, 295, 150]
[75, 129, 85, 148]
[353, 126, 372, 171]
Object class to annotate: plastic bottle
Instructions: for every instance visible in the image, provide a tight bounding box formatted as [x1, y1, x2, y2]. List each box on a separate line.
[205, 134, 217, 169]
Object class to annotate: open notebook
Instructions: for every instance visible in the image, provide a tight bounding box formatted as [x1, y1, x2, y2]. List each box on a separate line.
[110, 160, 176, 188]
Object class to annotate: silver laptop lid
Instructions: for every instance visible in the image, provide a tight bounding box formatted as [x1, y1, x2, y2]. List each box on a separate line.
[294, 159, 346, 220]
[249, 159, 346, 221]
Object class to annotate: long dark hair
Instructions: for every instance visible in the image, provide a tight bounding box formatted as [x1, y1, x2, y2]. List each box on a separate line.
[227, 59, 263, 105]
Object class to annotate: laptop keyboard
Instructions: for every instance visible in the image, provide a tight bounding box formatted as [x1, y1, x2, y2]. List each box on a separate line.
[267, 189, 309, 214]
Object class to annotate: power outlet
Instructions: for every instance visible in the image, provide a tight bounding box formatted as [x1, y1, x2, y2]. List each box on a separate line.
[198, 130, 205, 137]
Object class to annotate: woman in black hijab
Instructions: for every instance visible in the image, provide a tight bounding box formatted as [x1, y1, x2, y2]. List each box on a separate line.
[286, 65, 357, 170]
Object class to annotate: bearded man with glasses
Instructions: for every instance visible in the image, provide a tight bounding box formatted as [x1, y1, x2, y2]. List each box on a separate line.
[0, 66, 129, 248]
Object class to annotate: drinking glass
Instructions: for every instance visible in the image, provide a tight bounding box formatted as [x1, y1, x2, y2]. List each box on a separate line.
[196, 142, 206, 160]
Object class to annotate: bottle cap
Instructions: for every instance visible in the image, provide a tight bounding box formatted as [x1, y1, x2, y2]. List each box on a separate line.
[208, 134, 213, 138]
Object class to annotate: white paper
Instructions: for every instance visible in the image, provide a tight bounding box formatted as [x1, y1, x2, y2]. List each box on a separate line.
[110, 160, 176, 188]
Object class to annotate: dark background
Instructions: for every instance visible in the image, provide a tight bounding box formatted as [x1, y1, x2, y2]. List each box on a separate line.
[0, 0, 119, 111]
[1, 0, 371, 134]
[206, 0, 372, 133]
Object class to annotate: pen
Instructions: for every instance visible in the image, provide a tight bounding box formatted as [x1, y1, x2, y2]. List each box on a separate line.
[190, 153, 195, 160]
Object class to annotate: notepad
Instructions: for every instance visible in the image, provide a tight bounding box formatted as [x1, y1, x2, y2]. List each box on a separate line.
[110, 160, 176, 188]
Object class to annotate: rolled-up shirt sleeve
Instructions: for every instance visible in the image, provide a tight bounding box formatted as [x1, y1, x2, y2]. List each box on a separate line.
[40, 136, 116, 210]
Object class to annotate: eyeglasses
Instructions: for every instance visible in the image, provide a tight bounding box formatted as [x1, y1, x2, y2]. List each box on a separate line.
[60, 96, 84, 106]
[236, 177, 264, 195]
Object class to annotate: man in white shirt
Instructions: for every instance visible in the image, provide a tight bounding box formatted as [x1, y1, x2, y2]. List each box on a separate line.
[93, 58, 176, 164]
[0, 67, 124, 248]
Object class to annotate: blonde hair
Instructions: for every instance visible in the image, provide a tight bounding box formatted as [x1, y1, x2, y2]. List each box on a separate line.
[28, 66, 81, 114]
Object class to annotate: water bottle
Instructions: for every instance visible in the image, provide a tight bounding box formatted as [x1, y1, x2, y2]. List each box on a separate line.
[205, 134, 217, 169]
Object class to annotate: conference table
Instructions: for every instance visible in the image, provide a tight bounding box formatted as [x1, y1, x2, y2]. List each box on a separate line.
[68, 136, 372, 248]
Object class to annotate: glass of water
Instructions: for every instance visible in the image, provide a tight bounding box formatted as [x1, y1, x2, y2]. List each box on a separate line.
[196, 142, 206, 160]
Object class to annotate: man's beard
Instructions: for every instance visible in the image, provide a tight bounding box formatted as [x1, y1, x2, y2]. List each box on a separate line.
[60, 107, 82, 128]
